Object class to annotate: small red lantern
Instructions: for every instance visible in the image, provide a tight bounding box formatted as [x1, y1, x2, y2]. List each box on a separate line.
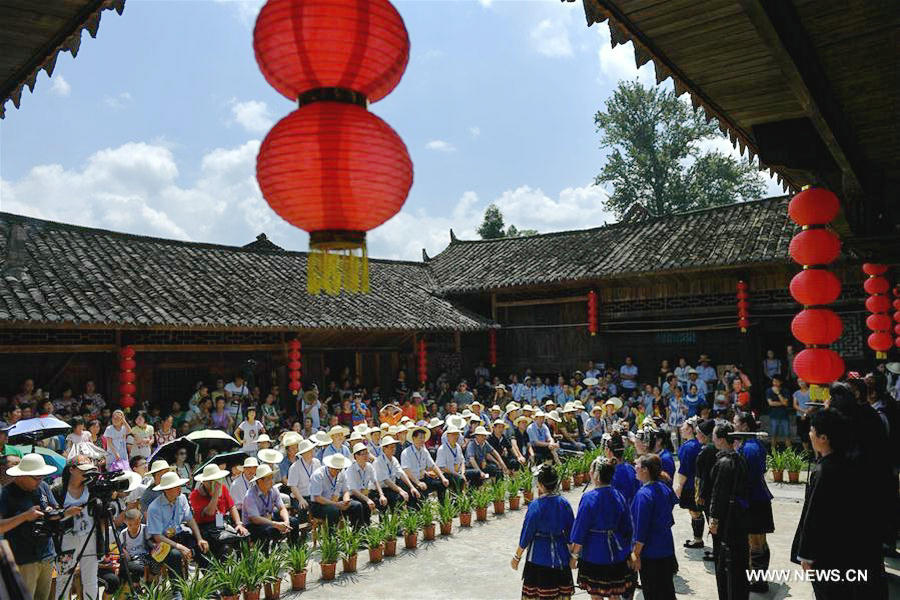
[789, 270, 842, 305]
[587, 290, 598, 336]
[736, 280, 751, 332]
[788, 187, 840, 226]
[119, 371, 136, 384]
[287, 339, 302, 395]
[862, 263, 888, 276]
[119, 395, 135, 409]
[867, 313, 893, 332]
[488, 329, 497, 368]
[119, 383, 136, 396]
[417, 339, 427, 384]
[862, 264, 891, 358]
[866, 294, 891, 314]
[863, 276, 889, 295]
[789, 229, 841, 266]
[791, 309, 843, 345]
[793, 348, 845, 384]
[868, 332, 893, 354]
[288, 381, 302, 393]
[119, 346, 136, 411]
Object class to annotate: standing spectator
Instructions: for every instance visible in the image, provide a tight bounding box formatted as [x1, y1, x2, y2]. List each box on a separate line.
[683, 385, 704, 418]
[337, 398, 354, 428]
[619, 357, 638, 394]
[453, 382, 474, 407]
[351, 393, 368, 427]
[696, 356, 717, 397]
[224, 375, 251, 421]
[729, 378, 751, 412]
[103, 410, 132, 471]
[12, 379, 39, 408]
[301, 388, 322, 432]
[765, 376, 791, 449]
[128, 412, 154, 460]
[154, 414, 177, 449]
[793, 380, 812, 453]
[53, 385, 78, 416]
[585, 360, 602, 381]
[762, 350, 781, 383]
[657, 359, 671, 388]
[210, 378, 226, 402]
[261, 393, 279, 433]
[673, 358, 691, 387]
[474, 361, 490, 381]
[235, 407, 265, 454]
[211, 398, 232, 432]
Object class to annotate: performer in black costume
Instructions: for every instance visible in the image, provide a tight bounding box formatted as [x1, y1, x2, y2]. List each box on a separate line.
[708, 423, 750, 600]
[693, 419, 717, 563]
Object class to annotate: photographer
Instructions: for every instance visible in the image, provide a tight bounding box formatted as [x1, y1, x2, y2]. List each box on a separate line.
[54, 455, 105, 600]
[0, 453, 78, 600]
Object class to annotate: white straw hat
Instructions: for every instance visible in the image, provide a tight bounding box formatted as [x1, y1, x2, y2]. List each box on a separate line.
[444, 425, 462, 436]
[327, 425, 349, 437]
[406, 424, 431, 442]
[251, 464, 274, 483]
[114, 471, 143, 494]
[323, 454, 352, 470]
[281, 432, 303, 447]
[472, 426, 490, 436]
[351, 442, 369, 455]
[380, 435, 400, 448]
[426, 417, 444, 429]
[195, 463, 229, 482]
[257, 448, 283, 465]
[153, 471, 189, 491]
[7, 453, 56, 477]
[242, 457, 260, 468]
[313, 431, 332, 447]
[296, 439, 316, 455]
[148, 459, 173, 475]
[256, 434, 272, 444]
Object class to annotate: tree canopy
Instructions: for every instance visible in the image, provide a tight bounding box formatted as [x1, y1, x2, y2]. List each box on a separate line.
[594, 80, 766, 218]
[477, 204, 538, 239]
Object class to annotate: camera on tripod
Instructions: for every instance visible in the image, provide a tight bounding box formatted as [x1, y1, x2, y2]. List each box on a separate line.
[83, 469, 130, 506]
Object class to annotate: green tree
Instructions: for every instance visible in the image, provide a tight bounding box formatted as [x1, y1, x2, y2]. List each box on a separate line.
[506, 225, 538, 237]
[594, 80, 766, 218]
[477, 204, 506, 239]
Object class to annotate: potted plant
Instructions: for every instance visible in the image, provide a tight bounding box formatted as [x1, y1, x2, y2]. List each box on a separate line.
[559, 461, 572, 491]
[337, 520, 361, 573]
[456, 489, 473, 527]
[381, 511, 400, 557]
[317, 521, 340, 581]
[286, 540, 311, 591]
[491, 478, 507, 515]
[262, 543, 288, 600]
[508, 476, 522, 511]
[174, 567, 223, 600]
[784, 448, 806, 483]
[241, 543, 268, 600]
[767, 449, 785, 483]
[209, 554, 243, 600]
[473, 484, 492, 521]
[401, 508, 420, 549]
[142, 579, 172, 600]
[419, 499, 437, 541]
[521, 467, 534, 503]
[573, 456, 585, 486]
[623, 444, 636, 465]
[363, 524, 386, 563]
[438, 494, 457, 535]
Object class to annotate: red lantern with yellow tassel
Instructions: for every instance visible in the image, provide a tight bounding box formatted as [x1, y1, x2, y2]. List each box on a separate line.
[787, 187, 844, 400]
[119, 346, 136, 410]
[288, 339, 302, 394]
[736, 280, 750, 332]
[254, 0, 413, 295]
[587, 290, 598, 336]
[863, 264, 891, 359]
[488, 329, 497, 368]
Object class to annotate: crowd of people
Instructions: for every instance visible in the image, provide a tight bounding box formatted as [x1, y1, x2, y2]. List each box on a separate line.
[0, 349, 897, 600]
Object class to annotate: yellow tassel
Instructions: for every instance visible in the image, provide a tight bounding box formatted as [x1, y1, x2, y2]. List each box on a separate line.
[307, 251, 321, 295]
[345, 252, 359, 293]
[809, 384, 831, 403]
[360, 244, 370, 293]
[305, 235, 371, 295]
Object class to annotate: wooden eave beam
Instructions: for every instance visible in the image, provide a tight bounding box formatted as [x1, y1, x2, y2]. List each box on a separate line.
[736, 0, 868, 195]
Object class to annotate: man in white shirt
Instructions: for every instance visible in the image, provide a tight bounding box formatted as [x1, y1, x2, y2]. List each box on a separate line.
[308, 454, 363, 527]
[374, 436, 419, 509]
[585, 361, 601, 380]
[229, 457, 258, 511]
[435, 425, 467, 492]
[400, 425, 449, 504]
[345, 443, 387, 525]
[287, 439, 319, 525]
[224, 375, 251, 421]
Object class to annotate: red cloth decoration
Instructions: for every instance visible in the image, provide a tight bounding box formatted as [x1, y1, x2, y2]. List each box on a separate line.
[863, 276, 889, 295]
[587, 290, 598, 336]
[488, 329, 497, 368]
[788, 187, 840, 226]
[862, 263, 888, 276]
[254, 0, 409, 104]
[789, 270, 842, 305]
[793, 348, 845, 384]
[792, 309, 843, 345]
[789, 229, 841, 265]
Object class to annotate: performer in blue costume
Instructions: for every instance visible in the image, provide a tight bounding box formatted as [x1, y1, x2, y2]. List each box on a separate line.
[631, 454, 679, 600]
[733, 411, 774, 593]
[674, 417, 704, 549]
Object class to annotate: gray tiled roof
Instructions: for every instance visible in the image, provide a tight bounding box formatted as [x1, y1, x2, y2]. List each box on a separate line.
[0, 213, 491, 331]
[427, 197, 796, 294]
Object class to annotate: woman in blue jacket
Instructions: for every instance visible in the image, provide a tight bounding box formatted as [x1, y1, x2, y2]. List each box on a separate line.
[631, 454, 679, 600]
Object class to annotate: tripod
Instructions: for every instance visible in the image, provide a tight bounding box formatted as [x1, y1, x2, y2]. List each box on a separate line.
[57, 498, 138, 600]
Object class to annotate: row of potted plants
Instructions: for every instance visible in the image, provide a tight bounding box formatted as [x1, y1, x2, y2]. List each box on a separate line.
[767, 447, 809, 483]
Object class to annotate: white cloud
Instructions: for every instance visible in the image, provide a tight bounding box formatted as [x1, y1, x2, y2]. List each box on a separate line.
[230, 99, 274, 134]
[104, 92, 132, 109]
[425, 140, 456, 153]
[215, 0, 265, 25]
[50, 76, 70, 97]
[477, 0, 493, 7]
[594, 28, 657, 87]
[469, 126, 481, 138]
[531, 17, 573, 58]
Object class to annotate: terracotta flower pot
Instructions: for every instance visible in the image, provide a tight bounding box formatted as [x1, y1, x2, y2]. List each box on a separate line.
[384, 538, 397, 557]
[561, 478, 571, 491]
[788, 471, 800, 483]
[342, 553, 358, 573]
[772, 469, 784, 483]
[369, 543, 384, 563]
[493, 500, 505, 515]
[423, 523, 436, 541]
[264, 581, 281, 600]
[440, 521, 453, 536]
[509, 495, 521, 511]
[290, 571, 307, 591]
[475, 506, 488, 522]
[404, 532, 418, 549]
[523, 489, 534, 503]
[320, 561, 337, 581]
[459, 511, 472, 527]
[244, 588, 261, 600]
[223, 595, 239, 600]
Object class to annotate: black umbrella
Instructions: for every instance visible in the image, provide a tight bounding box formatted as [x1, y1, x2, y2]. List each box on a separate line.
[185, 429, 241, 453]
[150, 437, 199, 465]
[5, 417, 71, 446]
[193, 449, 248, 477]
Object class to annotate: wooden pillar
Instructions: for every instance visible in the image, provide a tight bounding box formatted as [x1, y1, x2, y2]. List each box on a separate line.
[454, 331, 461, 353]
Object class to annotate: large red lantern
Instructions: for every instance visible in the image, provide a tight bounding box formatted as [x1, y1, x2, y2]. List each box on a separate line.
[788, 187, 840, 226]
[791, 309, 843, 345]
[736, 280, 750, 332]
[788, 229, 841, 265]
[789, 270, 842, 305]
[587, 290, 598, 336]
[863, 264, 891, 358]
[488, 329, 497, 368]
[254, 0, 413, 295]
[866, 313, 893, 332]
[793, 348, 845, 384]
[288, 339, 302, 394]
[417, 338, 427, 384]
[119, 346, 136, 410]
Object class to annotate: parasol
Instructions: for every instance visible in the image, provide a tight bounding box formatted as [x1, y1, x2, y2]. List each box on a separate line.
[185, 429, 241, 453]
[5, 417, 71, 446]
[193, 449, 248, 477]
[150, 437, 199, 465]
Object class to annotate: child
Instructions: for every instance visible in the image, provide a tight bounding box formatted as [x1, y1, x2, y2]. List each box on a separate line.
[120, 508, 157, 585]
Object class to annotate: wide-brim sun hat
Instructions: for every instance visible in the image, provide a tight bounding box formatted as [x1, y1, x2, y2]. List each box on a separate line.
[460, 409, 473, 419]
[472, 426, 490, 436]
[489, 405, 502, 413]
[514, 416, 532, 427]
[591, 405, 604, 415]
[313, 431, 332, 447]
[7, 453, 57, 477]
[445, 415, 466, 430]
[242, 457, 260, 468]
[366, 427, 383, 441]
[257, 448, 284, 465]
[380, 435, 400, 448]
[352, 442, 369, 455]
[547, 410, 562, 423]
[256, 434, 272, 445]
[470, 401, 484, 410]
[406, 424, 431, 442]
[296, 439, 316, 455]
[491, 419, 509, 429]
[195, 463, 229, 482]
[886, 362, 900, 375]
[573, 401, 585, 410]
[353, 423, 370, 435]
[281, 432, 303, 447]
[561, 403, 576, 413]
[153, 471, 189, 491]
[327, 425, 349, 437]
[323, 454, 353, 470]
[148, 459, 173, 475]
[521, 405, 535, 413]
[251, 464, 274, 483]
[114, 471, 143, 493]
[444, 425, 462, 436]
[390, 424, 408, 436]
[426, 417, 444, 429]
[583, 377, 599, 386]
[533, 410, 546, 418]
[348, 431, 365, 443]
[605, 397, 624, 411]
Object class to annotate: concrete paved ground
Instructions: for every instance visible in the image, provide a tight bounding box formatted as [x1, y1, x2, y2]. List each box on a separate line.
[279, 482, 853, 600]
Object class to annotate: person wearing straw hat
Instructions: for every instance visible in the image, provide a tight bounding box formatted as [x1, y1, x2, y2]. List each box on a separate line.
[278, 432, 303, 489]
[322, 425, 351, 460]
[435, 425, 467, 492]
[0, 453, 69, 600]
[147, 470, 208, 576]
[309, 454, 364, 527]
[229, 456, 259, 509]
[527, 411, 560, 465]
[365, 425, 384, 462]
[401, 424, 450, 504]
[424, 417, 444, 456]
[140, 459, 175, 511]
[374, 435, 419, 508]
[504, 402, 521, 433]
[558, 403, 588, 453]
[257, 447, 289, 508]
[243, 464, 300, 548]
[512, 416, 534, 465]
[488, 419, 524, 472]
[585, 405, 606, 447]
[469, 400, 489, 427]
[392, 423, 410, 449]
[346, 442, 387, 525]
[287, 438, 320, 524]
[311, 430, 332, 461]
[190, 463, 248, 557]
[489, 404, 503, 423]
[465, 425, 501, 485]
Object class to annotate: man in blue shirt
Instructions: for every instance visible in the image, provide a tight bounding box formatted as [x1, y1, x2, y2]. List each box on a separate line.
[526, 412, 560, 464]
[620, 357, 638, 392]
[147, 471, 209, 574]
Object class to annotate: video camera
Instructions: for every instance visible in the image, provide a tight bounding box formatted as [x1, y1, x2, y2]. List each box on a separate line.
[83, 469, 130, 503]
[31, 507, 71, 539]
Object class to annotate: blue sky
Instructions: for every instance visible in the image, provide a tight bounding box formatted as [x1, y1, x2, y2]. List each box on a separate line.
[0, 0, 780, 260]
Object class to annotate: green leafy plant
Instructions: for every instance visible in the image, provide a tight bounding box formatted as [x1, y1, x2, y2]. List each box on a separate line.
[381, 510, 401, 538]
[766, 449, 785, 471]
[174, 567, 223, 600]
[623, 444, 636, 464]
[418, 499, 437, 528]
[141, 579, 172, 600]
[782, 448, 807, 472]
[286, 540, 311, 573]
[472, 484, 492, 509]
[363, 524, 386, 549]
[400, 508, 420, 535]
[557, 460, 572, 480]
[261, 542, 289, 584]
[454, 489, 473, 514]
[519, 467, 533, 492]
[438, 494, 458, 523]
[337, 519, 362, 559]
[209, 553, 244, 597]
[317, 520, 340, 565]
[490, 478, 507, 502]
[240, 542, 269, 590]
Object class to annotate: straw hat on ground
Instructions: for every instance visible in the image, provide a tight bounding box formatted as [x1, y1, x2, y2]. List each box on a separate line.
[323, 454, 353, 470]
[7, 453, 56, 477]
[195, 464, 229, 483]
[153, 471, 189, 491]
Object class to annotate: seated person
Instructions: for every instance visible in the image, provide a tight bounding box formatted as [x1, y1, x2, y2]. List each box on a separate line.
[584, 406, 606, 447]
[374, 435, 420, 509]
[229, 457, 258, 511]
[558, 404, 587, 452]
[321, 426, 351, 459]
[345, 443, 387, 526]
[435, 425, 467, 492]
[487, 419, 525, 471]
[465, 426, 503, 485]
[308, 454, 364, 527]
[401, 425, 450, 502]
[140, 460, 173, 511]
[287, 438, 320, 524]
[527, 411, 560, 464]
[146, 471, 209, 575]
[190, 463, 249, 557]
[242, 464, 300, 549]
[119, 508, 157, 585]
